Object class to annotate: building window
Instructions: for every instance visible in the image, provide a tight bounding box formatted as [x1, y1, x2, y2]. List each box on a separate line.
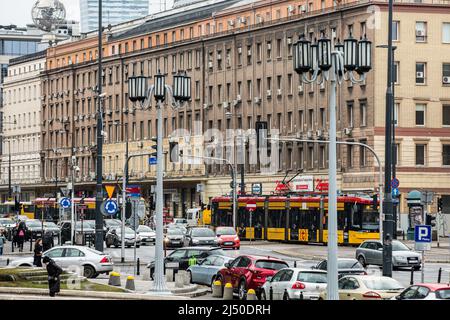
[308, 145, 314, 169]
[415, 22, 427, 42]
[415, 144, 426, 166]
[392, 21, 399, 41]
[443, 145, 450, 165]
[416, 104, 426, 126]
[443, 23, 450, 43]
[416, 62, 426, 84]
[360, 139, 367, 167]
[308, 109, 314, 129]
[267, 41, 272, 60]
[319, 145, 326, 168]
[394, 102, 400, 126]
[393, 61, 399, 84]
[276, 39, 282, 58]
[347, 103, 354, 127]
[360, 102, 367, 127]
[347, 145, 353, 168]
[443, 63, 450, 84]
[443, 105, 450, 126]
[299, 110, 304, 132]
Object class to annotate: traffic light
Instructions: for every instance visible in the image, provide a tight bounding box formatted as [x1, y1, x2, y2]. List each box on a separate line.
[426, 214, 436, 227]
[150, 136, 158, 157]
[125, 200, 132, 219]
[372, 194, 378, 211]
[14, 199, 20, 212]
[437, 197, 443, 212]
[169, 141, 179, 162]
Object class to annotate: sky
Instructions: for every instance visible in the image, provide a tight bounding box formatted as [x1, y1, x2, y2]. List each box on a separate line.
[0, 0, 174, 27]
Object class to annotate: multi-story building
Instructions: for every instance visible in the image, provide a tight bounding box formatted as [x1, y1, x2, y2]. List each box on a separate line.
[80, 0, 149, 33]
[40, 0, 450, 231]
[0, 51, 46, 201]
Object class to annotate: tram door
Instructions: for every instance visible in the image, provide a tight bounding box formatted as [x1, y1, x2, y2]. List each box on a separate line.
[306, 208, 320, 242]
[289, 208, 301, 241]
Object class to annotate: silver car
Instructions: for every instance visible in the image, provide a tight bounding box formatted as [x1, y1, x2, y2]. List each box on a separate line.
[10, 245, 113, 278]
[187, 255, 233, 287]
[137, 225, 155, 245]
[356, 240, 421, 269]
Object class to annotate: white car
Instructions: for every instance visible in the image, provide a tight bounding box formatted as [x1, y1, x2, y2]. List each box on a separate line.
[10, 245, 113, 278]
[261, 268, 327, 300]
[137, 225, 155, 245]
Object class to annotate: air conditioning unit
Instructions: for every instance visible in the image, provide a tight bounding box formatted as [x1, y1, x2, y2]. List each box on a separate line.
[123, 108, 129, 114]
[80, 115, 85, 120]
[62, 117, 69, 122]
[298, 85, 304, 93]
[106, 109, 112, 115]
[48, 119, 53, 124]
[288, 5, 295, 13]
[217, 54, 222, 60]
[416, 30, 425, 37]
[287, 38, 293, 45]
[137, 141, 144, 148]
[240, 17, 247, 25]
[108, 68, 112, 74]
[129, 108, 136, 114]
[300, 5, 306, 12]
[307, 130, 313, 139]
[91, 113, 96, 119]
[89, 172, 96, 179]
[208, 61, 213, 69]
[443, 76, 450, 84]
[41, 95, 46, 101]
[267, 43, 272, 50]
[74, 115, 78, 121]
[296, 132, 303, 139]
[416, 71, 424, 78]
[203, 103, 209, 109]
[267, 90, 272, 97]
[236, 94, 242, 102]
[111, 173, 116, 180]
[257, 16, 264, 24]
[65, 177, 69, 182]
[316, 129, 324, 138]
[277, 89, 282, 96]
[139, 172, 145, 179]
[254, 97, 261, 104]
[222, 101, 229, 109]
[228, 19, 235, 26]
[247, 49, 252, 56]
[237, 47, 242, 54]
[344, 127, 352, 135]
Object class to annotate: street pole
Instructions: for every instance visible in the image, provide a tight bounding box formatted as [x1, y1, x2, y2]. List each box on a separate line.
[382, 0, 395, 278]
[152, 100, 169, 292]
[121, 128, 128, 263]
[391, 47, 397, 240]
[94, 0, 104, 252]
[327, 60, 339, 301]
[8, 141, 11, 200]
[71, 166, 75, 244]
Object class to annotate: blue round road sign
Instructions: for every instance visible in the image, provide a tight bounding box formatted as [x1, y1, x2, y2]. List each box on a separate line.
[391, 178, 400, 189]
[104, 200, 118, 215]
[59, 197, 71, 209]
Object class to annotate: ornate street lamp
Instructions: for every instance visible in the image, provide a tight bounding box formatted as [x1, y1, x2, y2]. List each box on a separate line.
[128, 70, 191, 294]
[293, 33, 372, 301]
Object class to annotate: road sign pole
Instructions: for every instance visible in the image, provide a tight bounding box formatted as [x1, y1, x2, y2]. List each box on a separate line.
[421, 251, 425, 283]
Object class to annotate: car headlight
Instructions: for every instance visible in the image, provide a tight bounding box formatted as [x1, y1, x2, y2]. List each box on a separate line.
[394, 256, 407, 261]
[192, 239, 199, 243]
[234, 237, 239, 241]
[213, 238, 219, 243]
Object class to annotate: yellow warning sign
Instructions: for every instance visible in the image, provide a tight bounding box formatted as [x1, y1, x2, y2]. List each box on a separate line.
[105, 185, 115, 199]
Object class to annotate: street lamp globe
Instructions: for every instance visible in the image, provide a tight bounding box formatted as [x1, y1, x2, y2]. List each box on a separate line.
[335, 39, 344, 56]
[318, 36, 332, 71]
[356, 35, 372, 74]
[293, 35, 311, 74]
[182, 72, 192, 102]
[128, 75, 148, 103]
[154, 72, 166, 101]
[310, 39, 319, 71]
[172, 72, 185, 101]
[344, 35, 358, 71]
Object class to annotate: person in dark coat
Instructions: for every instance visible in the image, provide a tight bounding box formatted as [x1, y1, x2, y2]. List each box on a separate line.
[33, 238, 43, 267]
[43, 256, 62, 297]
[16, 223, 26, 252]
[42, 231, 54, 252]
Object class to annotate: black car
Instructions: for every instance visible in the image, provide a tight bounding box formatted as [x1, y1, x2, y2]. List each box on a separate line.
[147, 246, 226, 279]
[314, 258, 367, 278]
[59, 221, 95, 244]
[24, 219, 44, 240]
[184, 227, 219, 247]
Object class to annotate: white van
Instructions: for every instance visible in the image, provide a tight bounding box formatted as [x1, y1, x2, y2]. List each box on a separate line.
[186, 208, 201, 226]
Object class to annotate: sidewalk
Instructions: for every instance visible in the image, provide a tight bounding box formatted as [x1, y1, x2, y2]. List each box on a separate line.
[273, 239, 450, 263]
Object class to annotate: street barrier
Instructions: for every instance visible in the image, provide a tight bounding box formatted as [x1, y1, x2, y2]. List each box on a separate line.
[166, 269, 174, 282]
[438, 267, 442, 283]
[247, 289, 257, 300]
[410, 267, 415, 285]
[269, 286, 273, 300]
[212, 280, 222, 298]
[6, 259, 9, 266]
[137, 258, 140, 276]
[223, 283, 233, 300]
[179, 270, 190, 285]
[175, 273, 184, 288]
[108, 272, 121, 286]
[125, 276, 135, 290]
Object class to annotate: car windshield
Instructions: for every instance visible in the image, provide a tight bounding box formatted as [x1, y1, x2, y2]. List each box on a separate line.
[192, 228, 214, 237]
[77, 221, 94, 229]
[44, 222, 57, 228]
[168, 229, 183, 235]
[436, 289, 450, 299]
[297, 272, 327, 283]
[175, 219, 187, 224]
[124, 227, 136, 234]
[26, 220, 41, 227]
[0, 219, 13, 225]
[138, 225, 152, 232]
[216, 227, 236, 236]
[338, 260, 363, 269]
[105, 220, 121, 227]
[255, 260, 288, 270]
[362, 278, 404, 290]
[392, 241, 410, 251]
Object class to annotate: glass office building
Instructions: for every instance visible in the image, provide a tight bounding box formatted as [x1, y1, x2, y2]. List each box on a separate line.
[80, 0, 149, 33]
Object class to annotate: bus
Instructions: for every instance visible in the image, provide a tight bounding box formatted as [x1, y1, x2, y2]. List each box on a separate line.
[211, 194, 380, 246]
[0, 201, 36, 219]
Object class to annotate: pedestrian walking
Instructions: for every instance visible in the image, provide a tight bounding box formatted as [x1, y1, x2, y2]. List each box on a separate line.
[0, 230, 6, 256]
[16, 223, 25, 252]
[43, 256, 62, 297]
[33, 238, 43, 267]
[42, 231, 54, 252]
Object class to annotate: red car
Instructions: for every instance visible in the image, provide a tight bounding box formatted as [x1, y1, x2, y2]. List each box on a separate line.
[215, 227, 240, 249]
[216, 255, 289, 300]
[394, 283, 450, 300]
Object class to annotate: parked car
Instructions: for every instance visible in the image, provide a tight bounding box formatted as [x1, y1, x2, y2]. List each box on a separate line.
[356, 240, 421, 270]
[320, 275, 405, 300]
[43, 221, 60, 237]
[0, 218, 16, 230]
[215, 226, 240, 250]
[10, 245, 113, 278]
[164, 227, 185, 248]
[137, 225, 155, 245]
[187, 255, 234, 287]
[261, 268, 327, 300]
[105, 226, 141, 248]
[146, 246, 226, 280]
[392, 283, 450, 300]
[59, 220, 96, 244]
[24, 219, 44, 240]
[84, 220, 108, 239]
[314, 258, 366, 278]
[173, 218, 188, 228]
[167, 223, 187, 235]
[184, 227, 218, 247]
[216, 255, 289, 300]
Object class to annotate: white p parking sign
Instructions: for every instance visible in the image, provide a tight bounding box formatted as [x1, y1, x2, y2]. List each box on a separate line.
[415, 225, 431, 251]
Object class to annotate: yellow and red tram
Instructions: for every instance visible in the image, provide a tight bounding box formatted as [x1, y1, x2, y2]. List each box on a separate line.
[211, 195, 380, 246]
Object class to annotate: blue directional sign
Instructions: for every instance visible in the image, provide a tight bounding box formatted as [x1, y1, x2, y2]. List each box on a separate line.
[104, 200, 118, 215]
[59, 197, 71, 209]
[392, 187, 399, 198]
[149, 157, 157, 165]
[391, 178, 400, 189]
[415, 225, 431, 243]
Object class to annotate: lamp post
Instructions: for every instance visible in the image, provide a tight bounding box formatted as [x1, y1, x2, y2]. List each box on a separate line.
[293, 33, 372, 300]
[1, 120, 17, 200]
[225, 112, 246, 196]
[128, 70, 191, 293]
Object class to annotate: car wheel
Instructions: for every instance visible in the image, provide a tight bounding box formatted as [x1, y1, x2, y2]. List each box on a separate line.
[136, 245, 140, 248]
[414, 265, 421, 271]
[238, 280, 247, 300]
[283, 291, 290, 300]
[260, 289, 267, 300]
[83, 265, 96, 279]
[358, 256, 366, 268]
[106, 243, 111, 248]
[126, 245, 131, 248]
[114, 245, 120, 248]
[92, 272, 100, 279]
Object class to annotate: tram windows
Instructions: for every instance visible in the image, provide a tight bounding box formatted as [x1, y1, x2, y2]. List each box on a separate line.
[268, 209, 286, 228]
[216, 209, 233, 226]
[337, 210, 348, 231]
[305, 209, 320, 241]
[289, 208, 302, 240]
